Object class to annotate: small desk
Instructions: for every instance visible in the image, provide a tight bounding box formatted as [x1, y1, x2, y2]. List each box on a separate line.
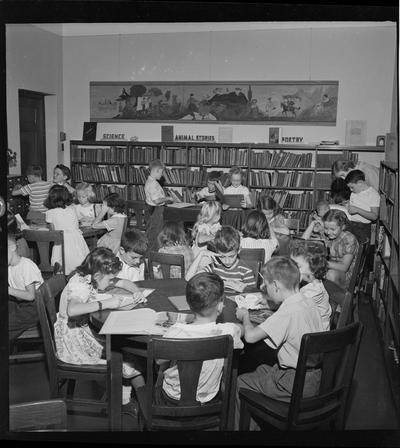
[90, 279, 241, 431]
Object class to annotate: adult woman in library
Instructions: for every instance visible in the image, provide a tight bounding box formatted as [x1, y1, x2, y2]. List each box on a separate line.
[303, 209, 359, 289]
[331, 159, 379, 192]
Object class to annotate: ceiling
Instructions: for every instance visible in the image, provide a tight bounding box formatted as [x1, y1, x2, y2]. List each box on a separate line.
[30, 21, 395, 37]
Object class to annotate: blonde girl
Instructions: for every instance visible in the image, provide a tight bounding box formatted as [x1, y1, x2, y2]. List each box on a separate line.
[191, 201, 222, 257]
[74, 182, 101, 227]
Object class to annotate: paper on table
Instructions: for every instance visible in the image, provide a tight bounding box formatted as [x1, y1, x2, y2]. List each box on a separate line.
[165, 202, 194, 208]
[99, 308, 194, 335]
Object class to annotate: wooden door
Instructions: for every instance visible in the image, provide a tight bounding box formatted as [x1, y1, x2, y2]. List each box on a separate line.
[18, 90, 47, 179]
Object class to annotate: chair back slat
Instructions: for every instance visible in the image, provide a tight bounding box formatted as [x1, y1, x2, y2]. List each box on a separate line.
[36, 275, 67, 393]
[148, 251, 185, 279]
[9, 399, 67, 431]
[23, 229, 66, 275]
[347, 239, 369, 294]
[239, 248, 265, 288]
[288, 322, 363, 430]
[126, 200, 147, 231]
[144, 335, 234, 430]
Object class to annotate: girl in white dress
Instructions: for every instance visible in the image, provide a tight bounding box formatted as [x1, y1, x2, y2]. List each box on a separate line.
[74, 182, 101, 227]
[93, 193, 127, 255]
[240, 210, 279, 263]
[45, 185, 90, 275]
[54, 247, 146, 404]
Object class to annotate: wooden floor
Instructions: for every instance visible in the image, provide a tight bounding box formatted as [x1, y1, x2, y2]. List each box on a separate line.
[8, 292, 400, 433]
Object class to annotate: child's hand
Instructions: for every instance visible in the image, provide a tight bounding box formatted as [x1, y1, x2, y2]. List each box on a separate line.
[236, 307, 249, 321]
[347, 205, 358, 215]
[132, 291, 147, 304]
[222, 203, 230, 211]
[240, 199, 247, 209]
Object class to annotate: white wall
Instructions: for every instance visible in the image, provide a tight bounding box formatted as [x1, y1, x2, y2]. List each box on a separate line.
[6, 24, 63, 178]
[62, 25, 396, 167]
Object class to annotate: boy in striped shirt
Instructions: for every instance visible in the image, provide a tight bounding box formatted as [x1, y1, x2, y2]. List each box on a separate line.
[186, 225, 256, 293]
[11, 165, 52, 225]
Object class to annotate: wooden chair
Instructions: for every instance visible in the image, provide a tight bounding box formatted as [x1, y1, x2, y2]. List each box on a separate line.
[239, 321, 363, 431]
[126, 200, 147, 231]
[9, 399, 67, 431]
[23, 229, 66, 278]
[347, 239, 369, 322]
[36, 274, 108, 413]
[135, 335, 234, 431]
[148, 251, 185, 279]
[283, 218, 300, 235]
[239, 248, 265, 288]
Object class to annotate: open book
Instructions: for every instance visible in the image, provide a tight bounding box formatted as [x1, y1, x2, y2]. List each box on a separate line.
[94, 288, 154, 310]
[99, 308, 195, 335]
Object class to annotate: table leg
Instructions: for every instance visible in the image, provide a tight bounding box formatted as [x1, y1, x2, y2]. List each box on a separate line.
[106, 335, 123, 431]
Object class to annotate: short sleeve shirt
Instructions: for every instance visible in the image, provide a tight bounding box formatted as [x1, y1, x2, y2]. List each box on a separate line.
[356, 162, 380, 192]
[223, 185, 250, 198]
[145, 175, 165, 206]
[258, 292, 324, 369]
[162, 322, 243, 403]
[300, 280, 331, 331]
[116, 253, 144, 282]
[8, 257, 43, 291]
[203, 259, 256, 292]
[349, 187, 380, 223]
[20, 181, 52, 212]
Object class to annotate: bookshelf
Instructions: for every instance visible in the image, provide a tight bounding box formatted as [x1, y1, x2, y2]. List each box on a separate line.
[70, 141, 384, 229]
[372, 161, 399, 410]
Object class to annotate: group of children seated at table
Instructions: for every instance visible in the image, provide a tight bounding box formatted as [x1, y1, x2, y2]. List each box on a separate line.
[8, 156, 380, 430]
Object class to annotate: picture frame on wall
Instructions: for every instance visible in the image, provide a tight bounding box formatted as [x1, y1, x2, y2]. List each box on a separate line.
[90, 80, 339, 125]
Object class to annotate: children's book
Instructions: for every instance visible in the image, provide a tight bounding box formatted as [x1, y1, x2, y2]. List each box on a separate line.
[99, 308, 195, 335]
[168, 295, 191, 311]
[165, 202, 194, 208]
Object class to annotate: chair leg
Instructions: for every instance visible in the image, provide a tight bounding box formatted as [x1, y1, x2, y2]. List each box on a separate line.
[66, 379, 76, 400]
[239, 400, 251, 431]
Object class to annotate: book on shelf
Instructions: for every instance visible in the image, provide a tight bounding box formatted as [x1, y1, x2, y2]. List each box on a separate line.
[127, 185, 146, 201]
[127, 145, 162, 163]
[250, 150, 312, 168]
[314, 172, 332, 189]
[315, 153, 358, 169]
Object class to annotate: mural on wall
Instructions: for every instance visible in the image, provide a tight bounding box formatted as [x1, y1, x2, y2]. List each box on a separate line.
[90, 81, 339, 125]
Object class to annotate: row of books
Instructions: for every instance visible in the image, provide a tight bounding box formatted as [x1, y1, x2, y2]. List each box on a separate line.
[72, 164, 126, 183]
[127, 185, 146, 201]
[71, 146, 126, 163]
[187, 147, 248, 166]
[163, 147, 187, 165]
[380, 167, 397, 202]
[249, 171, 313, 188]
[250, 151, 313, 168]
[380, 200, 396, 234]
[127, 166, 150, 184]
[162, 168, 187, 185]
[285, 210, 311, 229]
[250, 189, 314, 210]
[127, 145, 162, 163]
[164, 187, 192, 203]
[315, 152, 358, 169]
[91, 184, 126, 201]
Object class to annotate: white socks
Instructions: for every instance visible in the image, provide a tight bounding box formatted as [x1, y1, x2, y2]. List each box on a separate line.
[122, 384, 132, 405]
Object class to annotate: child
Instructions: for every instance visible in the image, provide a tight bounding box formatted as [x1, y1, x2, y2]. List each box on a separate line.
[92, 193, 127, 255]
[116, 228, 148, 282]
[195, 171, 221, 202]
[53, 164, 75, 194]
[44, 185, 90, 275]
[191, 201, 222, 257]
[289, 239, 331, 330]
[144, 159, 174, 251]
[156, 221, 194, 278]
[332, 159, 379, 192]
[308, 200, 331, 239]
[8, 236, 43, 343]
[11, 165, 52, 225]
[221, 166, 252, 209]
[345, 169, 380, 243]
[330, 179, 352, 219]
[257, 194, 289, 236]
[240, 210, 278, 263]
[54, 248, 146, 405]
[303, 210, 359, 289]
[7, 208, 30, 258]
[235, 257, 324, 430]
[186, 225, 257, 294]
[158, 272, 244, 405]
[74, 182, 101, 227]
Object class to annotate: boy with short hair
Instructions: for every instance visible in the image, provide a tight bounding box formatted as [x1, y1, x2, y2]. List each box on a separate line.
[345, 169, 380, 243]
[234, 257, 324, 430]
[116, 228, 149, 282]
[144, 159, 174, 251]
[158, 272, 244, 405]
[8, 236, 44, 343]
[185, 225, 257, 293]
[11, 165, 52, 224]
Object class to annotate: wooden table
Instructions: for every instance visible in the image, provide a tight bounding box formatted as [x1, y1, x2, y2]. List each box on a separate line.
[80, 226, 106, 251]
[90, 278, 242, 431]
